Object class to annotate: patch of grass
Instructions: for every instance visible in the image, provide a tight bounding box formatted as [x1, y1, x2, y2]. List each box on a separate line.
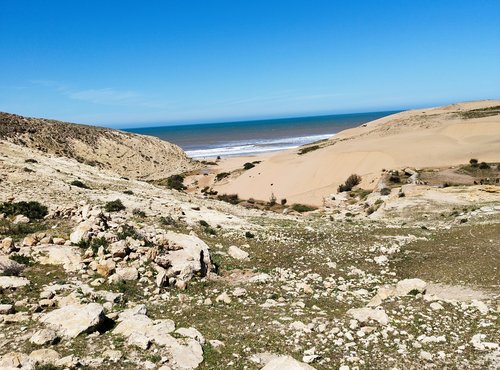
[104, 199, 125, 212]
[0, 201, 48, 220]
[9, 254, 34, 266]
[70, 180, 90, 189]
[298, 145, 320, 155]
[459, 105, 500, 119]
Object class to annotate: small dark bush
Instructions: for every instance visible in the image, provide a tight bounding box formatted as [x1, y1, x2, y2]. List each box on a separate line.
[389, 174, 401, 183]
[245, 231, 255, 238]
[217, 194, 239, 205]
[166, 174, 186, 191]
[243, 162, 255, 170]
[380, 187, 391, 196]
[160, 216, 176, 226]
[199, 220, 210, 227]
[132, 208, 146, 218]
[399, 191, 406, 198]
[479, 162, 490, 169]
[123, 190, 134, 195]
[24, 158, 38, 163]
[280, 198, 287, 205]
[70, 180, 90, 189]
[215, 172, 230, 181]
[9, 254, 33, 266]
[298, 145, 320, 155]
[469, 158, 478, 167]
[291, 204, 317, 213]
[337, 174, 362, 192]
[117, 224, 139, 240]
[90, 237, 109, 254]
[0, 201, 48, 220]
[104, 199, 125, 212]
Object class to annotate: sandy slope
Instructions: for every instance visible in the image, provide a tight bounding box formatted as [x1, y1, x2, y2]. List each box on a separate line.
[213, 100, 500, 206]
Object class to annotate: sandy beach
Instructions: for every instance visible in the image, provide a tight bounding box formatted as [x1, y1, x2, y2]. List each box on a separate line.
[209, 100, 500, 206]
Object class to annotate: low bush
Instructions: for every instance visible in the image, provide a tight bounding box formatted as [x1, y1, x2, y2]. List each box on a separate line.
[337, 174, 361, 192]
[298, 145, 320, 155]
[243, 162, 255, 170]
[70, 180, 90, 189]
[117, 224, 139, 240]
[469, 158, 478, 167]
[132, 208, 146, 218]
[166, 174, 186, 191]
[245, 231, 255, 238]
[123, 190, 134, 195]
[380, 187, 391, 196]
[24, 158, 38, 163]
[104, 199, 125, 212]
[160, 215, 176, 226]
[479, 162, 490, 169]
[215, 172, 230, 181]
[217, 194, 239, 205]
[0, 201, 48, 220]
[9, 254, 33, 266]
[291, 204, 317, 213]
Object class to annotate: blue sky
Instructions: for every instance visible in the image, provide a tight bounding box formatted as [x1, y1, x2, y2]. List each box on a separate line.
[1, 0, 499, 128]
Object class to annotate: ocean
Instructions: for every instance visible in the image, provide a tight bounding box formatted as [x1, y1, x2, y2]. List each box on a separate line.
[125, 111, 397, 158]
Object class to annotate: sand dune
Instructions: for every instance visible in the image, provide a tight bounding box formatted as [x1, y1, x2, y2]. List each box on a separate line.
[214, 100, 500, 206]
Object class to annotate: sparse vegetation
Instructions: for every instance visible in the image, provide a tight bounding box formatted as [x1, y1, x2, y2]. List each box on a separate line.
[291, 203, 317, 213]
[380, 187, 391, 196]
[217, 193, 239, 205]
[70, 180, 90, 189]
[298, 145, 320, 155]
[104, 199, 125, 212]
[243, 162, 255, 170]
[0, 201, 48, 220]
[215, 172, 230, 181]
[337, 174, 361, 192]
[166, 174, 186, 191]
[132, 208, 146, 218]
[123, 190, 134, 195]
[117, 224, 140, 240]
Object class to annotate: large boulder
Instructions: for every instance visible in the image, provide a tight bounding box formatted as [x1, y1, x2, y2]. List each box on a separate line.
[155, 232, 212, 284]
[261, 356, 316, 369]
[39, 303, 108, 338]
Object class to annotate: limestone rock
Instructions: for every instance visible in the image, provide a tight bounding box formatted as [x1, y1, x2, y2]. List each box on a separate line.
[36, 245, 83, 272]
[0, 352, 29, 369]
[0, 304, 14, 314]
[395, 278, 427, 296]
[39, 303, 108, 338]
[29, 348, 61, 365]
[113, 267, 139, 281]
[261, 355, 316, 369]
[0, 276, 30, 289]
[228, 245, 249, 260]
[154, 231, 212, 284]
[347, 307, 389, 326]
[70, 221, 93, 244]
[30, 328, 59, 345]
[13, 214, 29, 224]
[110, 240, 129, 258]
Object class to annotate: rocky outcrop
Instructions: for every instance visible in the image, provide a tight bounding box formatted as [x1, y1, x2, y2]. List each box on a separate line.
[0, 111, 199, 180]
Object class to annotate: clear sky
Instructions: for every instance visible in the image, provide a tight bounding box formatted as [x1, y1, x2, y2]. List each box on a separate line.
[1, 0, 499, 128]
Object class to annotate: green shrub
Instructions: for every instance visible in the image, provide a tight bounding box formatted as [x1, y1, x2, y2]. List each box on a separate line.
[469, 158, 478, 167]
[338, 174, 361, 192]
[166, 174, 186, 191]
[104, 199, 125, 212]
[243, 162, 255, 170]
[132, 208, 146, 218]
[70, 180, 90, 189]
[160, 216, 176, 226]
[117, 224, 139, 240]
[291, 204, 317, 213]
[9, 254, 33, 266]
[0, 201, 48, 220]
[123, 190, 134, 195]
[215, 172, 230, 181]
[380, 187, 391, 196]
[217, 194, 239, 205]
[245, 231, 255, 238]
[280, 198, 287, 205]
[199, 220, 210, 228]
[479, 162, 490, 169]
[24, 158, 38, 163]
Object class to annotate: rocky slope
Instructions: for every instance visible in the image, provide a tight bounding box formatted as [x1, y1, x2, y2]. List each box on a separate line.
[0, 112, 199, 180]
[0, 115, 499, 370]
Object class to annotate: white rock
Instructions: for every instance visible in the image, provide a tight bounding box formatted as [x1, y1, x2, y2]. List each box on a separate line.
[347, 307, 389, 326]
[0, 276, 30, 289]
[228, 245, 249, 260]
[70, 221, 93, 244]
[13, 214, 29, 224]
[420, 351, 433, 361]
[470, 300, 489, 314]
[29, 348, 61, 365]
[36, 245, 83, 272]
[0, 256, 25, 276]
[30, 328, 59, 345]
[39, 303, 107, 338]
[0, 304, 14, 314]
[261, 355, 316, 369]
[176, 327, 205, 345]
[395, 278, 427, 296]
[216, 292, 232, 304]
[430, 302, 443, 311]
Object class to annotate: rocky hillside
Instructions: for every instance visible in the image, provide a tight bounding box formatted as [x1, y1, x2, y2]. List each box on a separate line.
[0, 112, 199, 180]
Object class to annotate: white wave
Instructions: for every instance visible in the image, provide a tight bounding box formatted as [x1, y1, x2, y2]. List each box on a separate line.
[186, 133, 334, 158]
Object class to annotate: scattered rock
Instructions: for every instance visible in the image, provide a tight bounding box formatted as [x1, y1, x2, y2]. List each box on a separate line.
[228, 245, 249, 260]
